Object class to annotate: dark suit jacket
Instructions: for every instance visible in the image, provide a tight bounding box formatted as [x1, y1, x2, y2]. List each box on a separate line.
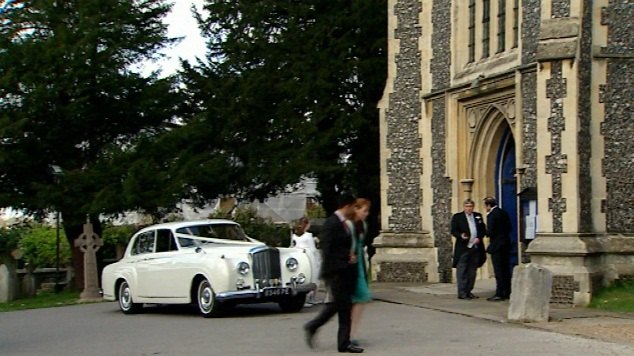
[485, 207, 512, 254]
[450, 211, 486, 268]
[319, 213, 357, 281]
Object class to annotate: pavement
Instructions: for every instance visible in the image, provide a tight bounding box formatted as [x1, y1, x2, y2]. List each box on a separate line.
[370, 279, 634, 347]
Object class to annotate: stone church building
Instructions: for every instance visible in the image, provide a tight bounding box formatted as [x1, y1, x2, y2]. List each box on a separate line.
[372, 0, 634, 305]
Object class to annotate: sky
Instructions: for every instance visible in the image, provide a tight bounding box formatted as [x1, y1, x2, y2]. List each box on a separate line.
[148, 0, 207, 76]
[1, 0, 208, 76]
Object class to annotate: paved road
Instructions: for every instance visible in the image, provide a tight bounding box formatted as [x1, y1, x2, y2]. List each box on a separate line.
[2, 301, 634, 355]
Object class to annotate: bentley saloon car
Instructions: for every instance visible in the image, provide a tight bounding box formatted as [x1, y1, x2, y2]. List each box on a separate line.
[101, 219, 315, 317]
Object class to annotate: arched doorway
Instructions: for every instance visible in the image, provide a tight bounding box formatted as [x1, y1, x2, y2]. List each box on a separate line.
[466, 101, 519, 276]
[495, 127, 518, 268]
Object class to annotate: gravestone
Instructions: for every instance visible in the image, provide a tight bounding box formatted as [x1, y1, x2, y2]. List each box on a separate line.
[21, 263, 37, 297]
[508, 263, 553, 323]
[74, 220, 103, 302]
[0, 263, 17, 302]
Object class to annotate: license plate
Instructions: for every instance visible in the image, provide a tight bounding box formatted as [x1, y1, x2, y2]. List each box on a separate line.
[263, 288, 290, 297]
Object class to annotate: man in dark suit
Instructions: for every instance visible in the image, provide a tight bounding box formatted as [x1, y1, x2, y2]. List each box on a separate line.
[483, 196, 512, 301]
[451, 198, 487, 300]
[304, 193, 363, 353]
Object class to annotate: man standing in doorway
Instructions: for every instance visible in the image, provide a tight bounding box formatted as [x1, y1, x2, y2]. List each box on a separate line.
[483, 196, 512, 301]
[304, 193, 363, 353]
[450, 199, 487, 300]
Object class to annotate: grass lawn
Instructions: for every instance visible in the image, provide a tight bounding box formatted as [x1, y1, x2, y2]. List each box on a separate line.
[589, 281, 634, 313]
[0, 290, 82, 312]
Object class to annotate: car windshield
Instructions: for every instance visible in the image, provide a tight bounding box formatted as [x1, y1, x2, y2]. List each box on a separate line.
[176, 223, 249, 243]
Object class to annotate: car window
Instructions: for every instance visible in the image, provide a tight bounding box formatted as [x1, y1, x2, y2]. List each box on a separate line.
[132, 231, 155, 255]
[176, 223, 249, 242]
[178, 237, 196, 248]
[156, 229, 178, 252]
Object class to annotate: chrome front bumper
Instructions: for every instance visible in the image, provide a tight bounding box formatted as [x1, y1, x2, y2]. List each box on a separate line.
[215, 283, 316, 302]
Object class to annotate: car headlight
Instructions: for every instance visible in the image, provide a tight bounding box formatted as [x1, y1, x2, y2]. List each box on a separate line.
[237, 261, 250, 275]
[286, 257, 299, 271]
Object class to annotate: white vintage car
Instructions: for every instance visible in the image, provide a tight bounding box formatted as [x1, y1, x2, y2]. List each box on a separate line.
[101, 219, 315, 317]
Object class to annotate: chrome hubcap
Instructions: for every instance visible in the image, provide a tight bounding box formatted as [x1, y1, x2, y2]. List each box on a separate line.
[199, 282, 213, 312]
[120, 284, 131, 309]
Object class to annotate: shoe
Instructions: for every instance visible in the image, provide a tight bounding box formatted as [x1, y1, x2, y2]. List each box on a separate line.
[486, 296, 505, 301]
[303, 325, 315, 349]
[303, 303, 313, 308]
[468, 293, 479, 299]
[339, 344, 364, 353]
[458, 295, 472, 300]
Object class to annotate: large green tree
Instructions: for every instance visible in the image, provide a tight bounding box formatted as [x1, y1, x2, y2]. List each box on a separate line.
[182, 1, 387, 224]
[0, 0, 181, 288]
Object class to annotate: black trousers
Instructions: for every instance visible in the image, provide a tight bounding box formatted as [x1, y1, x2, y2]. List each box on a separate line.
[456, 248, 478, 297]
[491, 251, 511, 298]
[305, 270, 355, 351]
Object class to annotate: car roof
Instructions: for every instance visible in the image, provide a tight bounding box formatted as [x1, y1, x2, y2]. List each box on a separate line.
[137, 219, 239, 233]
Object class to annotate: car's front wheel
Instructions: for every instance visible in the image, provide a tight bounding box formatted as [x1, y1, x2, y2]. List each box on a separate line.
[278, 293, 307, 313]
[118, 280, 142, 314]
[196, 279, 222, 318]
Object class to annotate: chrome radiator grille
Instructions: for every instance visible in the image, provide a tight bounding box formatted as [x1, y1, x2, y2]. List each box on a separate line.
[251, 247, 281, 288]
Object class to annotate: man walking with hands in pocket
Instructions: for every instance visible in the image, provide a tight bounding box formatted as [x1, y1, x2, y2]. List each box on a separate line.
[304, 193, 363, 353]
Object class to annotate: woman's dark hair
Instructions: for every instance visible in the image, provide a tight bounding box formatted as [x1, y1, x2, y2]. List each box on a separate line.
[293, 216, 310, 236]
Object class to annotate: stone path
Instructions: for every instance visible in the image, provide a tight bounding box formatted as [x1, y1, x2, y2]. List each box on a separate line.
[372, 280, 634, 347]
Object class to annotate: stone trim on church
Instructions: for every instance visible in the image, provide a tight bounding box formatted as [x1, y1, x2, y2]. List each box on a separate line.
[374, 0, 634, 305]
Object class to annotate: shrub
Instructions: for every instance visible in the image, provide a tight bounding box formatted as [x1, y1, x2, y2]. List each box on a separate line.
[0, 223, 28, 256]
[100, 224, 139, 262]
[19, 225, 71, 268]
[306, 204, 326, 218]
[101, 224, 137, 246]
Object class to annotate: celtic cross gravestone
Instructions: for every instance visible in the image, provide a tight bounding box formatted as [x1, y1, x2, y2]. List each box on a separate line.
[74, 219, 103, 302]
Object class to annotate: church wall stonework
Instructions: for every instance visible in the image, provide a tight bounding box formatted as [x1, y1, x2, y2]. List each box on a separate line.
[519, 0, 541, 195]
[429, 0, 452, 282]
[430, 0, 451, 90]
[577, 1, 594, 233]
[385, 0, 423, 233]
[376, 261, 429, 283]
[372, 0, 432, 285]
[520, 70, 538, 190]
[602, 59, 634, 233]
[431, 98, 453, 283]
[527, 1, 634, 306]
[551, 0, 571, 19]
[545, 60, 568, 233]
[378, 0, 634, 300]
[521, 0, 541, 65]
[600, 1, 634, 233]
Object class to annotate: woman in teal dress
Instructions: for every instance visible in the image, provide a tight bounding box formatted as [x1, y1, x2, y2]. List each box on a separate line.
[345, 198, 372, 346]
